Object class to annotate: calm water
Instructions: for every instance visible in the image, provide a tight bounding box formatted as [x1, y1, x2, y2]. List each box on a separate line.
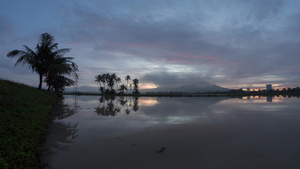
[41, 96, 300, 169]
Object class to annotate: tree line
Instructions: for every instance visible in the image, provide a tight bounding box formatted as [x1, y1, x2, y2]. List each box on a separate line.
[6, 33, 78, 92]
[95, 73, 140, 95]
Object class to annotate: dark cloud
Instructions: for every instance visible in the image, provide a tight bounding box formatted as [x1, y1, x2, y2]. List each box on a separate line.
[1, 0, 300, 89]
[140, 70, 214, 87]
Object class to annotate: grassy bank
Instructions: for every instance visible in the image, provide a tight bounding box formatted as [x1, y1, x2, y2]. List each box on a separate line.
[0, 79, 58, 169]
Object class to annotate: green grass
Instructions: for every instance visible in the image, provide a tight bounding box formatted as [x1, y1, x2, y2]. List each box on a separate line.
[0, 79, 58, 169]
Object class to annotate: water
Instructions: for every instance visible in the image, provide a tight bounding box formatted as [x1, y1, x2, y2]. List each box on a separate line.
[41, 96, 300, 169]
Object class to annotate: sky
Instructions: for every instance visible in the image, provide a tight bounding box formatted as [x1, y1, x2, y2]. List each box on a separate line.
[1, 0, 300, 91]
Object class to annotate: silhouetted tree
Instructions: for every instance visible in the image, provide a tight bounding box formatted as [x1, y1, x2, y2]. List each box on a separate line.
[45, 55, 78, 92]
[132, 78, 140, 95]
[118, 84, 128, 94]
[7, 33, 78, 91]
[95, 73, 140, 95]
[7, 34, 49, 89]
[125, 75, 131, 94]
[95, 74, 106, 94]
[107, 73, 116, 94]
[115, 77, 121, 91]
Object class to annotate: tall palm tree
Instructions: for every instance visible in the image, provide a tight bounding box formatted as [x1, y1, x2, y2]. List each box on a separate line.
[132, 78, 140, 95]
[107, 74, 115, 94]
[40, 33, 76, 91]
[6, 33, 74, 90]
[125, 75, 131, 94]
[95, 74, 103, 93]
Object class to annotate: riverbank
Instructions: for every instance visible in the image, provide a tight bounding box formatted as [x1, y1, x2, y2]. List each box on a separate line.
[0, 79, 58, 169]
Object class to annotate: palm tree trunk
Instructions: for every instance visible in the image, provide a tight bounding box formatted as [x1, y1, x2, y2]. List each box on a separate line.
[38, 74, 43, 89]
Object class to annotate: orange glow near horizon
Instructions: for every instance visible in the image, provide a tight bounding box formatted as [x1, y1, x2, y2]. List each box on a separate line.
[223, 83, 290, 91]
[139, 83, 158, 89]
[139, 98, 158, 106]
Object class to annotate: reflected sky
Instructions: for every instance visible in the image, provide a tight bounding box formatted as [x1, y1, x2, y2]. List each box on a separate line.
[42, 96, 300, 169]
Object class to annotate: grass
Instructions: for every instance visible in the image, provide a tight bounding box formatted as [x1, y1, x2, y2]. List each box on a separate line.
[0, 79, 58, 169]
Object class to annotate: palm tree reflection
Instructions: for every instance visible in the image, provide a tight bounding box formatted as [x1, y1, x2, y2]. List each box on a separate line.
[94, 96, 139, 116]
[41, 97, 79, 167]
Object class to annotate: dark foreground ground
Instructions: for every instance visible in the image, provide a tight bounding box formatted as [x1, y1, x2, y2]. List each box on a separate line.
[0, 79, 58, 169]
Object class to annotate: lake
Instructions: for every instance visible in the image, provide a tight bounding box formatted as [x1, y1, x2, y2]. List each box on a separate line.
[41, 95, 300, 169]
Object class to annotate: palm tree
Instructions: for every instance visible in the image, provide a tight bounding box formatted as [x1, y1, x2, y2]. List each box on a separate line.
[118, 84, 128, 94]
[132, 78, 140, 95]
[104, 73, 115, 94]
[125, 75, 131, 94]
[95, 74, 103, 93]
[6, 33, 75, 90]
[46, 75, 75, 93]
[7, 44, 47, 89]
[115, 77, 121, 92]
[45, 55, 78, 92]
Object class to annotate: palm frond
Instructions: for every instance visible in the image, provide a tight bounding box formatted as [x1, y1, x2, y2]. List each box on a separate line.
[7, 50, 27, 58]
[23, 45, 37, 56]
[52, 48, 71, 57]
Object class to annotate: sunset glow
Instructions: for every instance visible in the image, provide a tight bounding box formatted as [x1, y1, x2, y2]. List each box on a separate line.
[138, 98, 158, 106]
[139, 83, 158, 89]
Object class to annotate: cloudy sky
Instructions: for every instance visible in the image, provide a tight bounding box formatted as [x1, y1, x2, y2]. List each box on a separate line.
[1, 0, 300, 90]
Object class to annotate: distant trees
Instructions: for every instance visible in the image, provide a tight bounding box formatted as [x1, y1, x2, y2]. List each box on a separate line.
[7, 33, 78, 92]
[132, 78, 140, 95]
[95, 73, 139, 95]
[227, 86, 300, 95]
[125, 75, 131, 94]
[118, 84, 128, 94]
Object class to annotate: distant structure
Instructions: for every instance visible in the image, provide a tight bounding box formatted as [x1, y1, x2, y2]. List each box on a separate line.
[266, 84, 272, 91]
[247, 88, 250, 92]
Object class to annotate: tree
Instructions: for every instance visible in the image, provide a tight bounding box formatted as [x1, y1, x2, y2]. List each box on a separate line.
[132, 78, 140, 95]
[45, 55, 78, 92]
[7, 33, 77, 91]
[95, 73, 139, 95]
[118, 84, 128, 94]
[115, 77, 121, 91]
[107, 73, 116, 94]
[125, 75, 131, 94]
[95, 74, 105, 94]
[7, 36, 48, 89]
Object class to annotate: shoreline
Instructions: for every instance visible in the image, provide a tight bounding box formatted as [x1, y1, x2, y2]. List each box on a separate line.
[63, 92, 300, 97]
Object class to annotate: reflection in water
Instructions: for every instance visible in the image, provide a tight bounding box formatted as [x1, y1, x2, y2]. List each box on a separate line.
[245, 96, 273, 102]
[42, 96, 300, 169]
[239, 95, 289, 103]
[41, 97, 79, 168]
[94, 96, 139, 116]
[267, 96, 272, 102]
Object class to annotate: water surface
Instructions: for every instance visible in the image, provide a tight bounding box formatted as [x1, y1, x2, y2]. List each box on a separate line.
[41, 96, 300, 169]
